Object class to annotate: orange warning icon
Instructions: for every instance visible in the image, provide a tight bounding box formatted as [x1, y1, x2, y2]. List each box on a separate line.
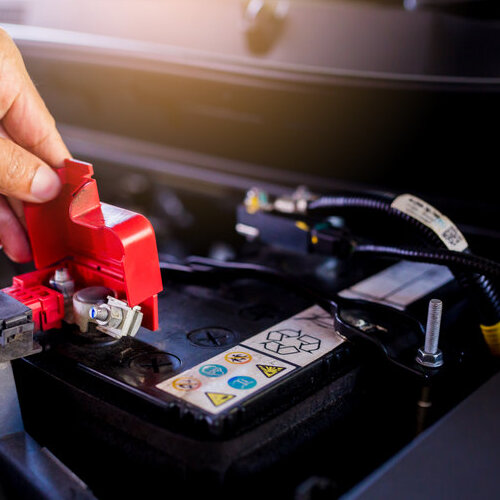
[172, 377, 201, 391]
[206, 392, 236, 407]
[256, 364, 286, 378]
[224, 352, 252, 364]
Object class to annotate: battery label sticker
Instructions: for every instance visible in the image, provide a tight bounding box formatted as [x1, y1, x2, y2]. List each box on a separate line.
[391, 194, 468, 252]
[241, 305, 344, 367]
[157, 347, 296, 413]
[338, 261, 453, 310]
[156, 305, 344, 414]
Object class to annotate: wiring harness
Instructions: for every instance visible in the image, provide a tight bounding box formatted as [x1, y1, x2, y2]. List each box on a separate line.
[242, 188, 500, 355]
[306, 193, 500, 329]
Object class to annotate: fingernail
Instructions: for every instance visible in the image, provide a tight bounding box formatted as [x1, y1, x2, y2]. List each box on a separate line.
[30, 165, 61, 201]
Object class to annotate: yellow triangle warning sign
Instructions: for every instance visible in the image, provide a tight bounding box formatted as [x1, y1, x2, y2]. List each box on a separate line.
[256, 364, 286, 378]
[205, 392, 236, 407]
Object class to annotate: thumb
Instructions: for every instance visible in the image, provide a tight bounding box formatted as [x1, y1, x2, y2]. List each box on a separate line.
[0, 136, 61, 203]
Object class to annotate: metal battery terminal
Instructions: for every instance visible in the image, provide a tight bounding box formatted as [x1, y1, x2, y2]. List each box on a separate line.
[89, 297, 143, 339]
[49, 268, 75, 299]
[49, 267, 75, 323]
[73, 286, 115, 333]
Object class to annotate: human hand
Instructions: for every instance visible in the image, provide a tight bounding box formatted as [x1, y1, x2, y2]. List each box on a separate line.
[0, 28, 70, 263]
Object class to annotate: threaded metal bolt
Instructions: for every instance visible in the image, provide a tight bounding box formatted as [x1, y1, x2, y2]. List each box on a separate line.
[424, 299, 442, 354]
[416, 298, 444, 368]
[89, 306, 110, 323]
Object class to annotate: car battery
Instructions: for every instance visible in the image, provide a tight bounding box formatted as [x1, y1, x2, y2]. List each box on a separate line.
[14, 269, 362, 497]
[15, 249, 475, 499]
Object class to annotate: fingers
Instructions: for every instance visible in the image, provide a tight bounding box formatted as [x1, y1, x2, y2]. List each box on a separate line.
[0, 136, 61, 202]
[0, 29, 68, 264]
[7, 197, 27, 229]
[0, 195, 32, 263]
[0, 28, 70, 168]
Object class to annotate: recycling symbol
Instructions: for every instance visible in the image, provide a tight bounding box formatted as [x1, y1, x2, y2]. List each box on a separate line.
[261, 329, 321, 356]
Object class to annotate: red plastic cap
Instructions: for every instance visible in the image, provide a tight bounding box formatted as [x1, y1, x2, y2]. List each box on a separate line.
[23, 159, 163, 329]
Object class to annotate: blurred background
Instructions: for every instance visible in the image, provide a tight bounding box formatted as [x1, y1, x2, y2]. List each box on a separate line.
[1, 6, 499, 497]
[1, 0, 499, 263]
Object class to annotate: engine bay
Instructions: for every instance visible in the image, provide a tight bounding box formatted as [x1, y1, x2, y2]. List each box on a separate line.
[1, 3, 500, 498]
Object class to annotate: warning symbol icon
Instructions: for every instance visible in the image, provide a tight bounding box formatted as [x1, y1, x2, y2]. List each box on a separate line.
[206, 392, 236, 407]
[172, 377, 202, 391]
[225, 352, 252, 364]
[256, 364, 286, 378]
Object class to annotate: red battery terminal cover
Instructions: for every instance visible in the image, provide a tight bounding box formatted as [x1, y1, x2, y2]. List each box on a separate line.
[2, 159, 163, 332]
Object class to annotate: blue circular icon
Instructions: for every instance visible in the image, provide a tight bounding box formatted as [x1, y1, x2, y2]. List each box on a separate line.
[199, 364, 228, 378]
[227, 376, 257, 390]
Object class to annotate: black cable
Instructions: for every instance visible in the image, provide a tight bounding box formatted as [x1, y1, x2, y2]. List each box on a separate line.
[308, 193, 500, 325]
[308, 194, 449, 248]
[352, 244, 500, 279]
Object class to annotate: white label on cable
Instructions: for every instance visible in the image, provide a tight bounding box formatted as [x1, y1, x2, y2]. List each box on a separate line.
[156, 305, 344, 414]
[391, 194, 468, 252]
[338, 261, 454, 310]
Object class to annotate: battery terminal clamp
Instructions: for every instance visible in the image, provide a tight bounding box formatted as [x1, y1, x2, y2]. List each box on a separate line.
[89, 296, 143, 339]
[1, 159, 163, 348]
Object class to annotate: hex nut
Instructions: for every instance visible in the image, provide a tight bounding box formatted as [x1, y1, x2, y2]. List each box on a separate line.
[416, 347, 444, 368]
